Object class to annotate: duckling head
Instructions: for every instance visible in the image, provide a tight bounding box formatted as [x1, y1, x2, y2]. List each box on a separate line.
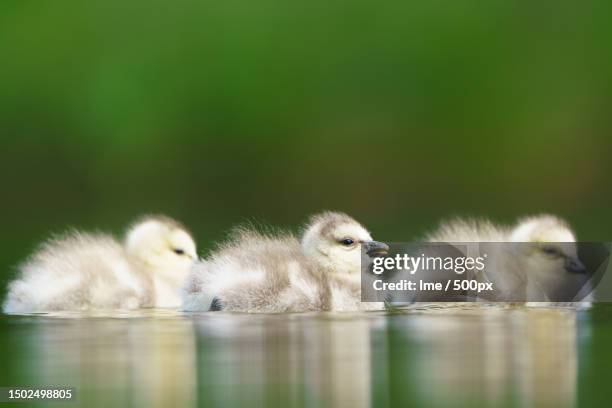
[510, 215, 586, 299]
[301, 211, 389, 276]
[124, 215, 197, 274]
[510, 214, 584, 273]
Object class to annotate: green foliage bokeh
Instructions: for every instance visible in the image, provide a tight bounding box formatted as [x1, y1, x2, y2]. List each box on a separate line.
[1, 0, 611, 287]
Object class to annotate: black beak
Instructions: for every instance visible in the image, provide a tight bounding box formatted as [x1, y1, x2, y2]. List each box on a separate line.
[364, 241, 389, 257]
[565, 257, 586, 274]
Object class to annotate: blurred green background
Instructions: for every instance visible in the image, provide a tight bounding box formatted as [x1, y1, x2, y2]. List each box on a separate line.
[1, 0, 611, 290]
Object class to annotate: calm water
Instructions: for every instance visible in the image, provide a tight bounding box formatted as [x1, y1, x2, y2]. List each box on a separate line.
[1, 305, 612, 408]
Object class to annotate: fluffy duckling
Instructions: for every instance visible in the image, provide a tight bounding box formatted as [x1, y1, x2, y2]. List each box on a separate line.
[425, 215, 589, 302]
[182, 211, 388, 313]
[2, 216, 196, 314]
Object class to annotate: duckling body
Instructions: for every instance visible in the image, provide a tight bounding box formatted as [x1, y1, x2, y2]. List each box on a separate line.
[183, 230, 331, 313]
[3, 233, 153, 313]
[424, 215, 590, 305]
[183, 212, 387, 313]
[3, 216, 196, 314]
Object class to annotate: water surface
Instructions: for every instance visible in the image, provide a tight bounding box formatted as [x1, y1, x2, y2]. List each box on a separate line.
[1, 304, 612, 407]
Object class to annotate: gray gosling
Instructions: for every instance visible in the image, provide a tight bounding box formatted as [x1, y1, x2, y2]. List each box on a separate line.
[425, 215, 588, 303]
[182, 211, 388, 313]
[3, 216, 197, 314]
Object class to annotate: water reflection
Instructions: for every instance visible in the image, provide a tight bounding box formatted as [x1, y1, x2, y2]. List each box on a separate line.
[1, 307, 588, 408]
[21, 312, 197, 408]
[382, 306, 579, 407]
[192, 313, 379, 407]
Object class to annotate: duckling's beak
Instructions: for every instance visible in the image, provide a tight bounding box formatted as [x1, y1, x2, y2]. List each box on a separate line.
[565, 257, 586, 274]
[364, 241, 389, 257]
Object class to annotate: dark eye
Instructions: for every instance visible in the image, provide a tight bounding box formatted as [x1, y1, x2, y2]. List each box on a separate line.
[173, 249, 185, 255]
[542, 246, 560, 256]
[340, 238, 354, 246]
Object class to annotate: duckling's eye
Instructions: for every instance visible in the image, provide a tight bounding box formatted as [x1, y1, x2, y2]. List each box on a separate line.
[340, 238, 354, 246]
[173, 249, 185, 255]
[542, 246, 561, 256]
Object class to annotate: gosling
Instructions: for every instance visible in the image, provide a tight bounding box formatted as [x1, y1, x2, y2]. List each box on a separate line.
[425, 215, 589, 303]
[182, 211, 388, 313]
[2, 215, 197, 314]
